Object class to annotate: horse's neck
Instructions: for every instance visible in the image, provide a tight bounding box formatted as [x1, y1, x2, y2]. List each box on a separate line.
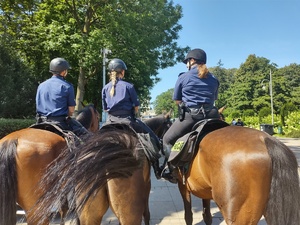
[77, 106, 99, 132]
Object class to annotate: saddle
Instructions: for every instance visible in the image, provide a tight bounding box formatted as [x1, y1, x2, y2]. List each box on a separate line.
[168, 119, 229, 170]
[30, 123, 83, 148]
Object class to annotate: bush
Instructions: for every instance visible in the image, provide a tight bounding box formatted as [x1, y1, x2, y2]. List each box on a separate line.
[243, 109, 255, 117]
[286, 130, 300, 138]
[0, 118, 35, 138]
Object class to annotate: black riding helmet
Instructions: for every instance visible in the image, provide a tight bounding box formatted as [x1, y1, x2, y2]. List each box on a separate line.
[108, 58, 127, 72]
[49, 58, 71, 73]
[183, 48, 207, 64]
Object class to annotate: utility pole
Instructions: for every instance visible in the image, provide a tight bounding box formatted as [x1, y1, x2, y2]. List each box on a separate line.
[101, 48, 111, 125]
[260, 69, 274, 126]
[269, 69, 274, 125]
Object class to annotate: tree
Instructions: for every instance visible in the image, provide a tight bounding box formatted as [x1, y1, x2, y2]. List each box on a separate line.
[0, 44, 36, 118]
[0, 0, 188, 118]
[279, 63, 300, 108]
[153, 89, 177, 117]
[209, 60, 235, 109]
[225, 55, 277, 115]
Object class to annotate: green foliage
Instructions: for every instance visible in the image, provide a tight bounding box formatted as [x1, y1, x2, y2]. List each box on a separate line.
[243, 109, 255, 117]
[258, 107, 271, 122]
[153, 89, 177, 117]
[1, 1, 300, 135]
[0, 0, 188, 114]
[152, 55, 300, 137]
[0, 44, 37, 118]
[230, 111, 241, 119]
[286, 130, 300, 138]
[0, 118, 35, 138]
[283, 112, 300, 137]
[210, 61, 235, 108]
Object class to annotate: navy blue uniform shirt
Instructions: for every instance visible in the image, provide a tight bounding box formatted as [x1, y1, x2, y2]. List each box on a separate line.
[36, 75, 76, 117]
[173, 66, 219, 107]
[102, 78, 140, 113]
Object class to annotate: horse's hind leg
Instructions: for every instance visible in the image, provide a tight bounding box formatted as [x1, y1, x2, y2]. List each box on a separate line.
[202, 199, 212, 225]
[78, 187, 108, 225]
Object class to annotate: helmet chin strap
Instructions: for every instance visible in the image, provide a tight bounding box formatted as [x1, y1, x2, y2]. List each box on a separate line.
[188, 59, 197, 70]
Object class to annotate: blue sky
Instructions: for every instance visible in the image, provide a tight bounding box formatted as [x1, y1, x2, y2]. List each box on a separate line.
[150, 0, 300, 102]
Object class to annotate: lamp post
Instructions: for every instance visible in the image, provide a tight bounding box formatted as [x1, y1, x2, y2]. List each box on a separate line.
[101, 48, 111, 124]
[261, 69, 274, 125]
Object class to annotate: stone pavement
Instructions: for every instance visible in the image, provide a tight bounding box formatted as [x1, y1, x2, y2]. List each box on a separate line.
[17, 137, 300, 225]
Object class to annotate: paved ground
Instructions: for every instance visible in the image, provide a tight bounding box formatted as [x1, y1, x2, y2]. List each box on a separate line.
[17, 137, 300, 225]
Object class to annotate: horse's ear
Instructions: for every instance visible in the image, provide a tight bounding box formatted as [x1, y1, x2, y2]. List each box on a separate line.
[164, 109, 173, 119]
[218, 105, 226, 114]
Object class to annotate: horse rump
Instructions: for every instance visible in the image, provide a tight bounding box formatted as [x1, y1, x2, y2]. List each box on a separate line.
[32, 128, 143, 224]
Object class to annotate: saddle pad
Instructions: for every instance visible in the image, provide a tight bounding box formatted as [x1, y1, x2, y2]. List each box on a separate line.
[168, 119, 229, 168]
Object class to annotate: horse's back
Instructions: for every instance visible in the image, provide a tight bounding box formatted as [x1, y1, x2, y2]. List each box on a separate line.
[1, 127, 65, 160]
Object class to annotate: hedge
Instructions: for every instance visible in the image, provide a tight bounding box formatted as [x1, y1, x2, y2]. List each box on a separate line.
[0, 118, 35, 139]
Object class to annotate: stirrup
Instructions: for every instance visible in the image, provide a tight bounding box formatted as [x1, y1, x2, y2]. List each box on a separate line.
[161, 171, 177, 184]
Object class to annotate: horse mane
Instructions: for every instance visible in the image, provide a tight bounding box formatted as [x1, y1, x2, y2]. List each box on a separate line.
[75, 104, 95, 129]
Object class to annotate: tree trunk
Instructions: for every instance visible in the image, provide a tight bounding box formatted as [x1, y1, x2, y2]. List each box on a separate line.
[75, 67, 86, 112]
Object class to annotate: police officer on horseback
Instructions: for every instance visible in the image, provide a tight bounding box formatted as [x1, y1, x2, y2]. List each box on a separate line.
[102, 58, 159, 138]
[102, 58, 140, 125]
[102, 58, 162, 175]
[36, 57, 88, 136]
[161, 48, 220, 182]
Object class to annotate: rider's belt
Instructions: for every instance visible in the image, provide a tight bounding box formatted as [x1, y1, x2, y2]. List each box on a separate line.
[37, 115, 67, 122]
[186, 104, 212, 115]
[38, 115, 66, 119]
[109, 110, 133, 117]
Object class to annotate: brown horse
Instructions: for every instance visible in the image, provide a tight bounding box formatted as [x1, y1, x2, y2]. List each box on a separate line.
[175, 125, 300, 225]
[0, 104, 99, 225]
[32, 113, 172, 225]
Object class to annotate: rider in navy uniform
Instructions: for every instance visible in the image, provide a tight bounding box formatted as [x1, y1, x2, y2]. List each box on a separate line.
[102, 58, 162, 170]
[102, 58, 140, 124]
[162, 48, 220, 182]
[36, 57, 88, 136]
[102, 58, 160, 137]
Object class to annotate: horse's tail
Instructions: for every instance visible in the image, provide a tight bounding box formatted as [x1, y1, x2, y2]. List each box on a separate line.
[265, 137, 300, 225]
[0, 139, 18, 225]
[33, 128, 144, 224]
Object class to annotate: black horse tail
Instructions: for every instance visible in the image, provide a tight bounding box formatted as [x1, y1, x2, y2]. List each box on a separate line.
[0, 139, 18, 225]
[265, 137, 300, 225]
[33, 128, 144, 224]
